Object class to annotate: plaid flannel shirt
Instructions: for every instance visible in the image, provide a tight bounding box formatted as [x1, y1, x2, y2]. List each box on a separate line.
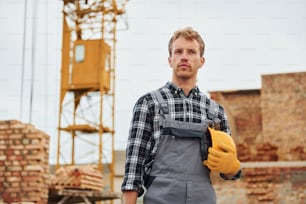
[121, 81, 231, 193]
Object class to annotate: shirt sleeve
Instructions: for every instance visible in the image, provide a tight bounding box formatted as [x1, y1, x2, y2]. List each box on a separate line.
[121, 96, 153, 194]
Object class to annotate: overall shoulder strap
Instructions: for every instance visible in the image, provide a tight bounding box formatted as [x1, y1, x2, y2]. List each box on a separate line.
[207, 100, 218, 120]
[207, 100, 221, 129]
[153, 90, 169, 116]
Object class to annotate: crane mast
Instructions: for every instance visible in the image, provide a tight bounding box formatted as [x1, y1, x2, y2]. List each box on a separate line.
[56, 0, 128, 193]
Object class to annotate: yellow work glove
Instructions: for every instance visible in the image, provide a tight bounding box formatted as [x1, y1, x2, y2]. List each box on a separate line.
[204, 143, 240, 175]
[203, 127, 240, 175]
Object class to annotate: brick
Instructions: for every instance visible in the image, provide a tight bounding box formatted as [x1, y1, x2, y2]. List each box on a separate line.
[4, 187, 21, 193]
[27, 160, 45, 165]
[25, 154, 44, 161]
[19, 182, 28, 188]
[22, 176, 41, 182]
[31, 139, 41, 144]
[24, 144, 43, 150]
[13, 150, 21, 155]
[4, 171, 11, 177]
[28, 181, 41, 187]
[22, 138, 30, 145]
[28, 171, 44, 177]
[8, 134, 23, 139]
[0, 133, 9, 139]
[9, 145, 24, 150]
[11, 182, 19, 188]
[7, 166, 22, 171]
[0, 155, 6, 161]
[10, 121, 26, 129]
[5, 149, 13, 156]
[20, 160, 28, 166]
[7, 155, 23, 161]
[22, 186, 40, 192]
[21, 171, 28, 176]
[0, 144, 6, 150]
[22, 149, 29, 154]
[4, 161, 11, 166]
[25, 133, 42, 139]
[0, 124, 9, 129]
[11, 171, 21, 177]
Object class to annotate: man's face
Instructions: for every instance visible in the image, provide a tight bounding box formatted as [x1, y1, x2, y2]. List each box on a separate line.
[168, 36, 205, 81]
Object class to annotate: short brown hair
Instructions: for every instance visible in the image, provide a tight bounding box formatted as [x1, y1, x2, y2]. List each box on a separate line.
[168, 27, 205, 57]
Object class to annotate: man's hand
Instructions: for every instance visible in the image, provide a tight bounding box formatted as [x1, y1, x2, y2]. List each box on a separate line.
[204, 142, 240, 175]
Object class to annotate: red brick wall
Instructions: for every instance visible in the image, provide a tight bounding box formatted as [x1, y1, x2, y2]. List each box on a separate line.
[0, 120, 50, 203]
[261, 72, 306, 160]
[210, 90, 262, 158]
[210, 71, 306, 161]
[208, 72, 306, 203]
[212, 164, 306, 204]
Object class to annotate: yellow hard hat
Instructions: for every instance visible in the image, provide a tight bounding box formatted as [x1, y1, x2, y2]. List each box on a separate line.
[208, 127, 236, 151]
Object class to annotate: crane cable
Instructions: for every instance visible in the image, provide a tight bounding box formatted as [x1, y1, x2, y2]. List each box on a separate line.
[45, 0, 49, 129]
[20, 0, 28, 121]
[29, 0, 38, 123]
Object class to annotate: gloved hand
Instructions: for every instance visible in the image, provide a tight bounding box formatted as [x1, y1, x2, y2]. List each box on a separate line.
[203, 143, 240, 175]
[203, 127, 240, 175]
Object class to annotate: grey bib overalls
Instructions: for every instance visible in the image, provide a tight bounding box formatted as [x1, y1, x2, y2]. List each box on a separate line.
[143, 91, 217, 204]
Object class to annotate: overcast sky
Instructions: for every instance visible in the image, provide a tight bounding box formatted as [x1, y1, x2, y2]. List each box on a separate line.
[0, 0, 305, 164]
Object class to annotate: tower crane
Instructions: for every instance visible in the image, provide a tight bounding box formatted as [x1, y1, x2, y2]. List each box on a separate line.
[56, 0, 128, 194]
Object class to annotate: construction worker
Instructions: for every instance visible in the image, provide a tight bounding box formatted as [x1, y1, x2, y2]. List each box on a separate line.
[121, 27, 241, 204]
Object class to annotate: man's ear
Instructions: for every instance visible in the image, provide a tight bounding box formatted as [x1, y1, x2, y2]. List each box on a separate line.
[168, 56, 172, 67]
[200, 57, 205, 68]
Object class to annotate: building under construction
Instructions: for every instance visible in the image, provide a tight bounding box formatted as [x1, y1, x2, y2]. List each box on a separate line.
[0, 0, 305, 204]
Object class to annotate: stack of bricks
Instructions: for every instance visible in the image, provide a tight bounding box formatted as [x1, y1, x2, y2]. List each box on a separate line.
[0, 120, 50, 203]
[50, 165, 104, 191]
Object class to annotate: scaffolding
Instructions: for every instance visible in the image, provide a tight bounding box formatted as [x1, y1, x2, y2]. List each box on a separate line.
[56, 0, 128, 194]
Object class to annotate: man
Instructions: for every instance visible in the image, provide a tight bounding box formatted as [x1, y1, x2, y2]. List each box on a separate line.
[121, 27, 241, 204]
